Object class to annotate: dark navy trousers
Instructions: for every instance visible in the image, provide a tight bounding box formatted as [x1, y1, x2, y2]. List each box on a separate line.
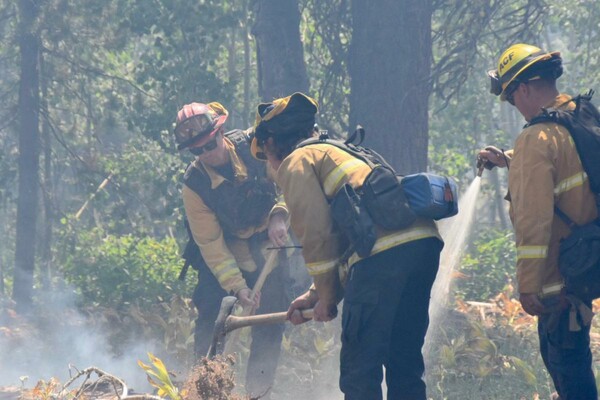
[538, 297, 597, 400]
[340, 237, 443, 400]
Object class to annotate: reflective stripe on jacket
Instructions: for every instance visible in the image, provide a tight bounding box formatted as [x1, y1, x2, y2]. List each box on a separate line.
[276, 142, 440, 304]
[508, 94, 598, 296]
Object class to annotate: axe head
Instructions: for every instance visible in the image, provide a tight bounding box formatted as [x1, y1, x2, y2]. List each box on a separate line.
[207, 295, 238, 358]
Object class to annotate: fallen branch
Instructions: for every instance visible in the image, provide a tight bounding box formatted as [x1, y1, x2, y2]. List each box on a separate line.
[58, 366, 166, 400]
[74, 172, 114, 220]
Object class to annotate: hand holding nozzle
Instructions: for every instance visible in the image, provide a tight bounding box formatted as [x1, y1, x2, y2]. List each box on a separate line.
[476, 146, 510, 176]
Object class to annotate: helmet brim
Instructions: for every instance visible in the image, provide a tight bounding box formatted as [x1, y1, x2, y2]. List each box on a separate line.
[250, 136, 267, 161]
[499, 51, 561, 100]
[176, 113, 228, 150]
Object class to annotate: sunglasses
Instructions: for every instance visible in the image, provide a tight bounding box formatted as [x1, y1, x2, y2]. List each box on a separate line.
[504, 82, 520, 106]
[189, 138, 218, 155]
[504, 75, 540, 106]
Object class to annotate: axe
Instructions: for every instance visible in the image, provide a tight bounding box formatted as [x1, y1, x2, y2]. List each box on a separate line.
[207, 295, 314, 358]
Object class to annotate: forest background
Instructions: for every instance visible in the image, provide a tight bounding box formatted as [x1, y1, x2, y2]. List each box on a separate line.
[1, 0, 599, 399]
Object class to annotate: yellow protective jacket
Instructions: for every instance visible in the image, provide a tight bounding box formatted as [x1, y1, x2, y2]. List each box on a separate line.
[276, 142, 441, 304]
[183, 134, 287, 294]
[508, 94, 598, 297]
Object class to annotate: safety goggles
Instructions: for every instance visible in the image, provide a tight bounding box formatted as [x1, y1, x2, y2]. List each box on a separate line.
[488, 70, 504, 96]
[174, 114, 216, 150]
[189, 138, 218, 155]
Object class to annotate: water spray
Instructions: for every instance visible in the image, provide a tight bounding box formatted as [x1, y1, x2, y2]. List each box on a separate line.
[424, 175, 482, 358]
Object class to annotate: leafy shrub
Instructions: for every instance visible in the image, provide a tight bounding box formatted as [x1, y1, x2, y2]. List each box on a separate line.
[455, 227, 516, 301]
[61, 228, 195, 309]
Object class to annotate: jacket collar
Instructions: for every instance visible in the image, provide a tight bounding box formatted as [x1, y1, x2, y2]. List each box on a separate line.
[194, 137, 249, 189]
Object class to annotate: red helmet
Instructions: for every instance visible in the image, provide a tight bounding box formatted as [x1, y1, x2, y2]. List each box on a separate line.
[174, 102, 228, 150]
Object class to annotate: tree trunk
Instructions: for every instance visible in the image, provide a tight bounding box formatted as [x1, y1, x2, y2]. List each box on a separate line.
[0, 259, 4, 296]
[243, 3, 251, 128]
[252, 0, 309, 101]
[349, 0, 433, 174]
[13, 0, 41, 312]
[40, 50, 53, 289]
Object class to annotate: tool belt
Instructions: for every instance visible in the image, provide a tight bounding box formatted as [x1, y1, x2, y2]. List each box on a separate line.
[541, 293, 594, 333]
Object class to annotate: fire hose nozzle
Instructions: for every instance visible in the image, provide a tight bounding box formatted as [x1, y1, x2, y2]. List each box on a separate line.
[476, 157, 486, 177]
[477, 163, 485, 177]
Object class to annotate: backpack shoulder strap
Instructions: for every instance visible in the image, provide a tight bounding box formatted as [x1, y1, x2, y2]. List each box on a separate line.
[183, 161, 218, 213]
[526, 91, 598, 128]
[296, 129, 394, 170]
[296, 136, 376, 169]
[224, 128, 247, 148]
[224, 128, 266, 178]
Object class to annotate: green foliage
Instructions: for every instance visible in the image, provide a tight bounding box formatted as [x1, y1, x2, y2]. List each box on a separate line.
[456, 227, 516, 301]
[431, 0, 545, 102]
[546, 1, 600, 93]
[61, 227, 194, 308]
[88, 134, 184, 236]
[302, 0, 351, 136]
[115, 0, 236, 142]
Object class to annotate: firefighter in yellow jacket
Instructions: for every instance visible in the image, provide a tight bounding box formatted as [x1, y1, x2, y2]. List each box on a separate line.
[173, 101, 291, 398]
[479, 44, 598, 399]
[250, 92, 443, 400]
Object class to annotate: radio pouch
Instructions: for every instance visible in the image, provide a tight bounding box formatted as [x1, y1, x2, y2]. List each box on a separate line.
[361, 165, 417, 230]
[556, 211, 600, 301]
[331, 183, 377, 258]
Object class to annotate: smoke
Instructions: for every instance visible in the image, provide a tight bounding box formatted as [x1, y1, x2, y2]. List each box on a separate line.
[0, 287, 156, 392]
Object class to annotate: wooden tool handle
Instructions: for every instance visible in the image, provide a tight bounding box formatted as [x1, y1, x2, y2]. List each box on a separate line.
[250, 249, 279, 299]
[250, 219, 291, 300]
[225, 309, 314, 333]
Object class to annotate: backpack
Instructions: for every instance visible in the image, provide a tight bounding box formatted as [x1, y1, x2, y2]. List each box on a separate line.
[296, 127, 458, 258]
[527, 90, 600, 301]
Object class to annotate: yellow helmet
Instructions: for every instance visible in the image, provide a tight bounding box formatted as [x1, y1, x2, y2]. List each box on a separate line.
[251, 92, 318, 160]
[488, 43, 562, 100]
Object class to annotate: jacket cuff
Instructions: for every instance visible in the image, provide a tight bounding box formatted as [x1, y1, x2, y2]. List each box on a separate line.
[516, 261, 544, 295]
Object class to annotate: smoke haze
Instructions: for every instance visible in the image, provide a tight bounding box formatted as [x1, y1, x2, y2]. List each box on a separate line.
[0, 289, 155, 392]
